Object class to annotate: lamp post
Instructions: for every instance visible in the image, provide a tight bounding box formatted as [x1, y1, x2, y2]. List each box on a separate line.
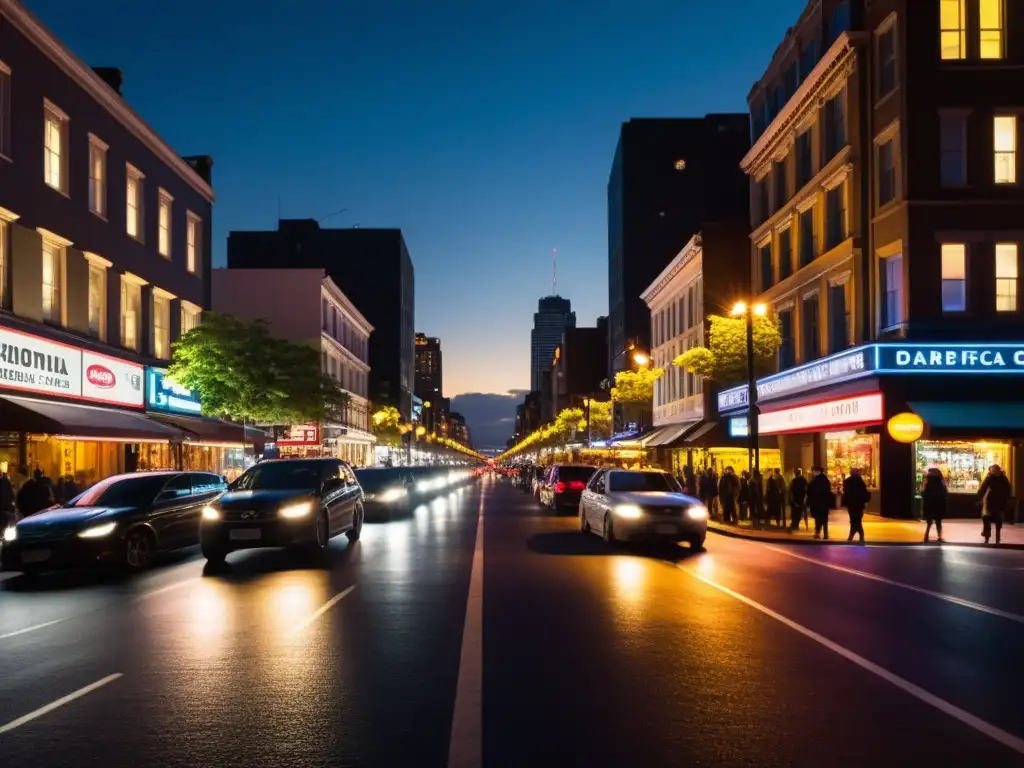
[730, 301, 767, 474]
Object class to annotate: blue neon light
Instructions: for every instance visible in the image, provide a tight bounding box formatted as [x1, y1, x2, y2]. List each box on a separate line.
[147, 368, 203, 415]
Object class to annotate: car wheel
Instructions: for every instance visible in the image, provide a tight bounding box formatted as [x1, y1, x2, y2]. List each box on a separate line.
[124, 527, 156, 571]
[690, 535, 706, 551]
[603, 514, 616, 545]
[201, 544, 227, 564]
[346, 506, 363, 543]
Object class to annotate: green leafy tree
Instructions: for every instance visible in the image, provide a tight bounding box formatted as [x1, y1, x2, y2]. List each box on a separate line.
[583, 398, 613, 440]
[371, 406, 403, 447]
[554, 407, 586, 439]
[674, 313, 782, 384]
[610, 367, 664, 404]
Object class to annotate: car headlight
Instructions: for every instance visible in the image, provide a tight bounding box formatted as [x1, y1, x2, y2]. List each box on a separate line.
[416, 481, 430, 493]
[614, 504, 643, 519]
[78, 522, 116, 539]
[279, 501, 315, 519]
[3, 525, 16, 543]
[686, 505, 709, 520]
[379, 487, 408, 503]
[201, 505, 220, 520]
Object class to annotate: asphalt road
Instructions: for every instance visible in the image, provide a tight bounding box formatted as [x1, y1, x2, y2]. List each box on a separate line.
[2, 476, 1024, 767]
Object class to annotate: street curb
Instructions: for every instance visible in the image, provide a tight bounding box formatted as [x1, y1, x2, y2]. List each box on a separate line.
[707, 524, 1024, 550]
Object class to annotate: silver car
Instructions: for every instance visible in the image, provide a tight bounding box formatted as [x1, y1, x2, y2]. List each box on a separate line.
[579, 469, 708, 549]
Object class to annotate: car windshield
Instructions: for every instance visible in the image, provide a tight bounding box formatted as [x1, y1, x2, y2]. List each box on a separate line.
[355, 469, 403, 492]
[233, 461, 322, 491]
[609, 471, 681, 493]
[557, 466, 596, 482]
[67, 474, 173, 508]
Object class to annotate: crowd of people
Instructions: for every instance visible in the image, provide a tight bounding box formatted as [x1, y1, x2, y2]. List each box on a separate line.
[0, 464, 80, 528]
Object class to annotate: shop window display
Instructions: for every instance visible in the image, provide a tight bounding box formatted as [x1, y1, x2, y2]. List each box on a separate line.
[825, 431, 879, 489]
[915, 440, 1009, 494]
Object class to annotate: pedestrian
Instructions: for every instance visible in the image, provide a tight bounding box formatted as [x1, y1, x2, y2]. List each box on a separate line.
[738, 470, 750, 522]
[978, 464, 1012, 545]
[921, 467, 947, 543]
[773, 468, 788, 527]
[0, 462, 14, 528]
[708, 467, 720, 518]
[698, 469, 712, 510]
[807, 466, 833, 540]
[789, 468, 808, 531]
[718, 466, 739, 524]
[842, 467, 870, 544]
[749, 468, 766, 529]
[16, 468, 55, 518]
[765, 471, 783, 527]
[683, 465, 697, 497]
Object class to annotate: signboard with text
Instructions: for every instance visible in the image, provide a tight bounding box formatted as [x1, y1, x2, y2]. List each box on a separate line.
[759, 394, 884, 436]
[82, 349, 144, 407]
[277, 424, 321, 446]
[147, 367, 203, 415]
[876, 344, 1024, 373]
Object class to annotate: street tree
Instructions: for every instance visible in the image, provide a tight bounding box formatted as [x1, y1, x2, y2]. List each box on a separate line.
[611, 367, 664, 432]
[371, 406, 403, 447]
[554, 407, 586, 440]
[583, 398, 613, 440]
[673, 313, 782, 384]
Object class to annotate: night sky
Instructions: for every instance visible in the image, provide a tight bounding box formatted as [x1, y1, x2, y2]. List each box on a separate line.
[28, 0, 802, 405]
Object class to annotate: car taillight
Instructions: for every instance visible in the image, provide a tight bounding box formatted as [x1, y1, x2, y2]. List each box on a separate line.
[554, 481, 566, 493]
[568, 481, 586, 491]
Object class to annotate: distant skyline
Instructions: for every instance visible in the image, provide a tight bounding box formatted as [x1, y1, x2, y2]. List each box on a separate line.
[27, 0, 805, 397]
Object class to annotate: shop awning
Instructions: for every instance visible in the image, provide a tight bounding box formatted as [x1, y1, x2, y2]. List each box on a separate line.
[0, 395, 188, 441]
[909, 401, 1024, 434]
[643, 421, 699, 447]
[149, 413, 265, 446]
[666, 419, 778, 449]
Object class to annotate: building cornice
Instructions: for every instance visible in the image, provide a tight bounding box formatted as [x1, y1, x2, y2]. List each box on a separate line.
[0, 0, 215, 203]
[321, 275, 374, 336]
[641, 233, 702, 304]
[742, 31, 863, 176]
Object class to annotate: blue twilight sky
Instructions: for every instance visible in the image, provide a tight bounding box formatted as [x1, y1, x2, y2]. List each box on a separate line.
[28, 0, 804, 397]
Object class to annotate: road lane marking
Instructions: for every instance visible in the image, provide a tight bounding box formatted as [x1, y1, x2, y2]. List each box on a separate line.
[0, 618, 69, 641]
[0, 673, 123, 736]
[765, 545, 1024, 624]
[288, 585, 356, 636]
[679, 566, 1024, 756]
[448, 490, 484, 768]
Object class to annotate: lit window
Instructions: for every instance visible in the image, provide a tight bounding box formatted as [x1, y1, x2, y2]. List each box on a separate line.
[121, 277, 142, 351]
[43, 102, 67, 193]
[996, 243, 1018, 312]
[181, 302, 201, 335]
[979, 0, 1004, 60]
[158, 191, 172, 257]
[674, 159, 686, 170]
[41, 238, 63, 324]
[186, 213, 201, 273]
[87, 263, 106, 339]
[940, 0, 967, 60]
[940, 113, 967, 185]
[995, 115, 1017, 183]
[884, 254, 904, 327]
[153, 294, 170, 359]
[126, 164, 144, 239]
[88, 136, 106, 217]
[941, 243, 967, 312]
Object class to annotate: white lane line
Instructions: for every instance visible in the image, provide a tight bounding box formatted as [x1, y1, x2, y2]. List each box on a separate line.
[288, 585, 356, 636]
[765, 545, 1024, 624]
[448, 491, 485, 768]
[0, 673, 123, 736]
[679, 566, 1024, 756]
[0, 618, 69, 641]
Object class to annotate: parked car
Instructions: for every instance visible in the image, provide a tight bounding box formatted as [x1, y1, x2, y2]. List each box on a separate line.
[539, 465, 597, 513]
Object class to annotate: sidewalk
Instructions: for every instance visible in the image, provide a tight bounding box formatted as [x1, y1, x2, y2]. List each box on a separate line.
[708, 510, 1024, 548]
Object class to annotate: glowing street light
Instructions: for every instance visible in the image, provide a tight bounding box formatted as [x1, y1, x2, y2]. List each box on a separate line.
[633, 351, 650, 367]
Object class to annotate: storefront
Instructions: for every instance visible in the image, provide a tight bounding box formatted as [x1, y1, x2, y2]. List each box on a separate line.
[666, 418, 781, 477]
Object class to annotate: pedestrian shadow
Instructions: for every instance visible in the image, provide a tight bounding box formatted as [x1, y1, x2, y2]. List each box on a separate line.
[526, 531, 701, 564]
[201, 539, 357, 580]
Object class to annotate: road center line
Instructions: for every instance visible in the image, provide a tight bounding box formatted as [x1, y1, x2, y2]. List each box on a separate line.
[0, 618, 69, 641]
[0, 673, 123, 736]
[288, 585, 356, 636]
[679, 566, 1024, 756]
[765, 545, 1024, 624]
[448, 489, 485, 768]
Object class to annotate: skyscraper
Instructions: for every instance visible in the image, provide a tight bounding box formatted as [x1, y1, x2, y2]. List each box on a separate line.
[414, 333, 442, 431]
[530, 296, 575, 391]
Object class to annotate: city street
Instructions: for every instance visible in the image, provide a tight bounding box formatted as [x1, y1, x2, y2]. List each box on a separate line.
[2, 476, 1024, 767]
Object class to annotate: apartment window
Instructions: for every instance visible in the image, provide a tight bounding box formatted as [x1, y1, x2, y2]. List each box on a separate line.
[940, 113, 967, 185]
[678, 297, 685, 331]
[884, 255, 905, 328]
[940, 0, 967, 60]
[829, 284, 850, 353]
[826, 183, 848, 250]
[803, 295, 820, 360]
[996, 243, 1018, 312]
[158, 191, 172, 257]
[41, 239, 63, 325]
[121, 278, 143, 351]
[0, 63, 9, 159]
[799, 206, 816, 267]
[332, 306, 338, 338]
[43, 102, 68, 193]
[186, 213, 201, 273]
[941, 243, 967, 312]
[321, 298, 329, 331]
[823, 91, 846, 161]
[88, 136, 107, 217]
[757, 177, 769, 225]
[760, 242, 774, 292]
[778, 227, 793, 281]
[774, 159, 788, 210]
[878, 139, 896, 206]
[687, 287, 694, 327]
[181, 303, 201, 335]
[877, 19, 898, 97]
[994, 115, 1016, 184]
[979, 0, 1004, 59]
[779, 309, 795, 369]
[126, 165, 144, 239]
[87, 263, 106, 339]
[153, 294, 170, 360]
[796, 129, 813, 188]
[800, 41, 818, 81]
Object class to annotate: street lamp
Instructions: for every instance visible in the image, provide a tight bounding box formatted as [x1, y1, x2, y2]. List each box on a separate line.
[632, 351, 650, 367]
[731, 301, 767, 474]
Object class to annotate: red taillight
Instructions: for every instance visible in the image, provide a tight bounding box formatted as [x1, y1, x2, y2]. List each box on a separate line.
[554, 481, 566, 493]
[568, 481, 586, 491]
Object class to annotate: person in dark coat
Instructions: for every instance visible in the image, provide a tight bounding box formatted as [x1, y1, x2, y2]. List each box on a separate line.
[749, 469, 766, 528]
[765, 472, 783, 527]
[921, 467, 947, 543]
[718, 467, 739, 524]
[0, 464, 14, 528]
[683, 465, 697, 497]
[807, 466, 834, 540]
[979, 464, 1013, 545]
[738, 471, 750, 522]
[842, 468, 871, 544]
[698, 469, 713, 509]
[16, 468, 55, 518]
[789, 468, 808, 531]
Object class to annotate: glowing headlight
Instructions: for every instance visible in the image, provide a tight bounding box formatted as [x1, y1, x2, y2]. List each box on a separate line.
[201, 505, 220, 520]
[279, 501, 314, 519]
[3, 525, 16, 543]
[379, 487, 408, 503]
[686, 505, 709, 520]
[78, 522, 116, 539]
[614, 504, 643, 519]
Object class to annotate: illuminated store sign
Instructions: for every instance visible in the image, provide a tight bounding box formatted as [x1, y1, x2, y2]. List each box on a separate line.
[728, 417, 749, 437]
[759, 394, 884, 436]
[876, 344, 1024, 373]
[147, 368, 203, 415]
[278, 424, 320, 446]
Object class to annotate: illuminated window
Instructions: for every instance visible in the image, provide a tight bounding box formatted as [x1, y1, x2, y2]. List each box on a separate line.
[996, 243, 1018, 312]
[994, 115, 1016, 183]
[87, 262, 106, 339]
[940, 0, 967, 60]
[674, 159, 686, 170]
[186, 212, 201, 273]
[88, 136, 106, 217]
[41, 237, 63, 324]
[126, 164, 144, 239]
[153, 294, 170, 359]
[941, 243, 967, 312]
[158, 190, 172, 257]
[181, 302, 201, 335]
[43, 101, 67, 193]
[979, 0, 1004, 59]
[121, 277, 142, 351]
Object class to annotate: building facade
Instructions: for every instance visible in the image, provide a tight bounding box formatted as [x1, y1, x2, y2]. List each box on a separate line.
[727, 0, 1024, 516]
[227, 221, 415, 420]
[414, 333, 442, 431]
[549, 320, 609, 416]
[607, 115, 750, 376]
[530, 295, 575, 391]
[0, 0, 216, 486]
[211, 268, 375, 466]
[449, 412, 471, 447]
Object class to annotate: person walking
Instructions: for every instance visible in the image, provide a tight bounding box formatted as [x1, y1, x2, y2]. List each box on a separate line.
[718, 466, 739, 524]
[683, 465, 697, 498]
[788, 468, 808, 531]
[773, 469, 788, 527]
[921, 467, 947, 543]
[807, 466, 833, 540]
[842, 468, 870, 544]
[765, 471, 783, 527]
[749, 468, 766, 529]
[978, 464, 1013, 545]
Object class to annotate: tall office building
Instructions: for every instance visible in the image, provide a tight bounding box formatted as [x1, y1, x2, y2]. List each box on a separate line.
[414, 333, 442, 431]
[530, 296, 575, 391]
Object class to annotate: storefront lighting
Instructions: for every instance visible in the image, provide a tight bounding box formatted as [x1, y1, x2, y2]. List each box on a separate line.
[54, 434, 171, 445]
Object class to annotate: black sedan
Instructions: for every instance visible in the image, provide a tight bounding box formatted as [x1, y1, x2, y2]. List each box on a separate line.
[355, 467, 416, 519]
[0, 471, 228, 573]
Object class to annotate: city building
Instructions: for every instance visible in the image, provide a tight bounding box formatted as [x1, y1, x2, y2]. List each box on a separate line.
[514, 391, 542, 442]
[0, 0, 219, 485]
[549, 319, 609, 415]
[607, 115, 750, 376]
[227, 221, 415, 420]
[530, 295, 575, 391]
[212, 268, 375, 466]
[449, 412, 471, 447]
[415, 333, 443, 432]
[720, 0, 1024, 517]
